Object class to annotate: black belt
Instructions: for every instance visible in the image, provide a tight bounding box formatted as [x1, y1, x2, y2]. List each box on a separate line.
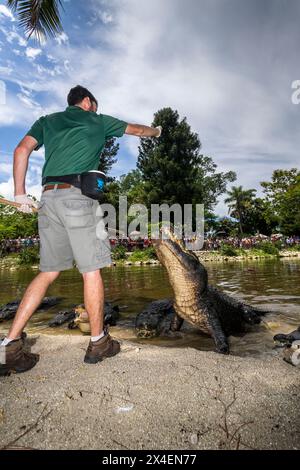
[42, 174, 81, 187]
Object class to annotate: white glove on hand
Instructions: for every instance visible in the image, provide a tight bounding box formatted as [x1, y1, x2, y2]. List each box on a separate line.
[155, 126, 162, 138]
[14, 195, 38, 214]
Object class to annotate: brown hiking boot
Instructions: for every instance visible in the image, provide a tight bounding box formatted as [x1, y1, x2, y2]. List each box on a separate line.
[0, 338, 39, 376]
[0, 332, 27, 344]
[20, 332, 27, 344]
[84, 328, 120, 364]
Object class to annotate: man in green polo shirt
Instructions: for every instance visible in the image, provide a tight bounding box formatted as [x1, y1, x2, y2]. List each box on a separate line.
[0, 85, 162, 375]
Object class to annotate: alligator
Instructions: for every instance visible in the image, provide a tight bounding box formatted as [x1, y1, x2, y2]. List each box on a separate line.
[49, 302, 120, 329]
[0, 297, 62, 322]
[136, 228, 267, 354]
[135, 299, 175, 338]
[274, 327, 300, 347]
[48, 308, 77, 327]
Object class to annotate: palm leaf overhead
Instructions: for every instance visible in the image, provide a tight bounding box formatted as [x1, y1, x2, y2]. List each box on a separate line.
[7, 0, 64, 41]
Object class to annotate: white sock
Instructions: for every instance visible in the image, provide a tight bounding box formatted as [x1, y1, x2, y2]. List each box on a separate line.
[1, 337, 15, 347]
[91, 330, 106, 342]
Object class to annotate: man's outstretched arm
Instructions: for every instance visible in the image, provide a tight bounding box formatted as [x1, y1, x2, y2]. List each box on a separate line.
[13, 135, 39, 212]
[125, 123, 162, 138]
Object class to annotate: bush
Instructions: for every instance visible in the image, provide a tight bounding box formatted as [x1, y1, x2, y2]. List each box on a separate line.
[219, 243, 238, 257]
[18, 247, 40, 265]
[257, 242, 279, 256]
[285, 244, 300, 252]
[273, 240, 283, 250]
[129, 247, 157, 262]
[111, 245, 127, 260]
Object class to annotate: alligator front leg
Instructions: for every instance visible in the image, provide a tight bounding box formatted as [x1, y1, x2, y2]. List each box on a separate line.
[170, 312, 184, 332]
[211, 326, 230, 355]
[205, 305, 230, 354]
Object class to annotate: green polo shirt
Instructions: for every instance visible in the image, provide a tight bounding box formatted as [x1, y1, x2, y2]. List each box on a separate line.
[26, 106, 128, 183]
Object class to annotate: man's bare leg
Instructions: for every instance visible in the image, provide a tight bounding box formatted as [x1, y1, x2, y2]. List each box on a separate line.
[7, 271, 60, 340]
[83, 269, 120, 364]
[82, 269, 105, 337]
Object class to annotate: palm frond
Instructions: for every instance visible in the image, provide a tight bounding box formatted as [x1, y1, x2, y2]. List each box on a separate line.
[7, 0, 64, 42]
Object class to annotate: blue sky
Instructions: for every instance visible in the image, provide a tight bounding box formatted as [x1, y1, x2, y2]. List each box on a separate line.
[0, 0, 299, 215]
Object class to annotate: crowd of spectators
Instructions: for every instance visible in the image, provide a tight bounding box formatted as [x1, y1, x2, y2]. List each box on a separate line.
[1, 233, 299, 256]
[202, 234, 300, 251]
[110, 237, 152, 251]
[109, 234, 300, 251]
[1, 236, 39, 255]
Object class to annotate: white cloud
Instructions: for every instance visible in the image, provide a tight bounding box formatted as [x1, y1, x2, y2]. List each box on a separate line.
[17, 93, 41, 109]
[64, 60, 71, 71]
[99, 11, 113, 24]
[0, 177, 14, 200]
[0, 93, 43, 127]
[4, 29, 26, 46]
[19, 84, 32, 97]
[0, 177, 42, 201]
[25, 47, 42, 60]
[0, 65, 12, 75]
[55, 32, 69, 45]
[34, 63, 63, 77]
[30, 147, 45, 160]
[0, 5, 14, 21]
[46, 54, 58, 63]
[0, 162, 12, 175]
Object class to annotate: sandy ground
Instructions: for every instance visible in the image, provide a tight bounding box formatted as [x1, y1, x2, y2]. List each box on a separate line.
[0, 334, 299, 450]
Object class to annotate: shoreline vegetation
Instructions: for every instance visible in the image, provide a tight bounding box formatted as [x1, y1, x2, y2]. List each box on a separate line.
[0, 246, 299, 270]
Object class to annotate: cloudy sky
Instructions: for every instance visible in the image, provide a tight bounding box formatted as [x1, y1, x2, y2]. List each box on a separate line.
[0, 0, 299, 215]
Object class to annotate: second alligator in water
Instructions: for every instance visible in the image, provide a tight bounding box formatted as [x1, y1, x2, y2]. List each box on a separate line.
[0, 297, 62, 322]
[49, 302, 120, 330]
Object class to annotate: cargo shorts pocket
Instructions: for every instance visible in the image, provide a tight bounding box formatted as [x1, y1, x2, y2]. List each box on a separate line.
[37, 201, 50, 229]
[62, 199, 95, 229]
[94, 235, 111, 260]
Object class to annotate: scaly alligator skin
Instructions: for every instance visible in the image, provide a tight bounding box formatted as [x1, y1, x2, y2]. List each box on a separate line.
[0, 297, 62, 322]
[274, 327, 300, 346]
[135, 299, 175, 338]
[151, 231, 266, 354]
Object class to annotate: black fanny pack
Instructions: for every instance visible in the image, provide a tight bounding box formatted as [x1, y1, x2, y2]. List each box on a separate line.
[42, 171, 106, 200]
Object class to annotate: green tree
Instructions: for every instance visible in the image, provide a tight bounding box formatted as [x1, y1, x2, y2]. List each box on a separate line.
[242, 197, 278, 236]
[137, 107, 236, 211]
[214, 217, 239, 237]
[98, 138, 120, 178]
[204, 212, 219, 234]
[279, 175, 300, 235]
[261, 169, 300, 235]
[0, 196, 38, 241]
[104, 170, 147, 236]
[118, 170, 147, 205]
[7, 0, 64, 41]
[104, 170, 146, 207]
[261, 168, 300, 212]
[224, 186, 256, 235]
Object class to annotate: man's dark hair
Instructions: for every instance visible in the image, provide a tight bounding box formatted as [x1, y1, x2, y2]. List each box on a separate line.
[67, 85, 98, 107]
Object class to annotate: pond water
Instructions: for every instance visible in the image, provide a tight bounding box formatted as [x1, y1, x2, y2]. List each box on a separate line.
[0, 258, 299, 357]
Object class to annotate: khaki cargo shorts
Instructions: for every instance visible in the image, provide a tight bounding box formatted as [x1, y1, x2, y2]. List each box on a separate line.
[37, 186, 112, 273]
